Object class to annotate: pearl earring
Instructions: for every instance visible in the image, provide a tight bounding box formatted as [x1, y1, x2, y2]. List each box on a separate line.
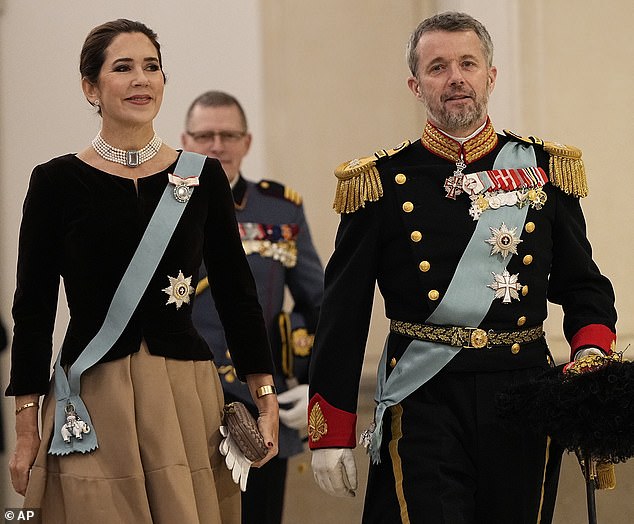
[94, 99, 100, 107]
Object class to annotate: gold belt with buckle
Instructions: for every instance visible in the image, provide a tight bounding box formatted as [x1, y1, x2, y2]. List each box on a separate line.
[389, 319, 544, 350]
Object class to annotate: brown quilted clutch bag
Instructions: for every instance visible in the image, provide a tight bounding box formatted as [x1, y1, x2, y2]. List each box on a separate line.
[223, 402, 268, 462]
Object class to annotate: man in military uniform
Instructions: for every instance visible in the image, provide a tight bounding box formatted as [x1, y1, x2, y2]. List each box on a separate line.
[182, 91, 324, 524]
[308, 12, 617, 524]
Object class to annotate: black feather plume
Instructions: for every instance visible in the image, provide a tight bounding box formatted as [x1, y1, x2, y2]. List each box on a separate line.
[496, 359, 634, 463]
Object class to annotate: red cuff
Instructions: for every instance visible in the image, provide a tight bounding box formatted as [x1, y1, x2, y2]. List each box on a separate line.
[307, 393, 357, 449]
[570, 324, 616, 359]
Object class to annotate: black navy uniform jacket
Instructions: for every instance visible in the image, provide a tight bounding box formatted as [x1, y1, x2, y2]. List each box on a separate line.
[308, 121, 617, 449]
[193, 175, 324, 458]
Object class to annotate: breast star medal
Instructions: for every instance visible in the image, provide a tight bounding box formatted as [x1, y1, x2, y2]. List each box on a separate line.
[485, 223, 523, 259]
[488, 269, 523, 304]
[162, 270, 195, 309]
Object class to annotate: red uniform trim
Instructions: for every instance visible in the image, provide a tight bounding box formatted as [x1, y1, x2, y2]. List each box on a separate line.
[570, 324, 616, 358]
[308, 393, 357, 449]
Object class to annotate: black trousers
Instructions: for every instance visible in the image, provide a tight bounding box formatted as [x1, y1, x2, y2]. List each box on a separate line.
[362, 365, 562, 524]
[241, 455, 288, 524]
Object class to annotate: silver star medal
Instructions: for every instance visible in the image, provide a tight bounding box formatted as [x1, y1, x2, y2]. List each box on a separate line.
[485, 223, 522, 259]
[168, 173, 199, 203]
[488, 269, 522, 304]
[162, 270, 195, 309]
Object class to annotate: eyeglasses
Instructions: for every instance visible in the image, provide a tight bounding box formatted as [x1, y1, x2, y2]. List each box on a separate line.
[185, 130, 247, 143]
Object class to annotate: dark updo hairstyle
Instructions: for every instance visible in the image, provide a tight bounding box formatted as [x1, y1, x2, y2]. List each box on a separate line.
[80, 19, 165, 111]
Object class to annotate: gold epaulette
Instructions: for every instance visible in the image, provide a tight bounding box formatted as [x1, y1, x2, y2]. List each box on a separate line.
[503, 130, 588, 198]
[333, 140, 410, 214]
[257, 180, 303, 206]
[543, 141, 588, 198]
[284, 186, 302, 206]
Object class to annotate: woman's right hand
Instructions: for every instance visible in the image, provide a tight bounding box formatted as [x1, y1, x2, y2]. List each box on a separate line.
[244, 374, 279, 467]
[9, 397, 41, 496]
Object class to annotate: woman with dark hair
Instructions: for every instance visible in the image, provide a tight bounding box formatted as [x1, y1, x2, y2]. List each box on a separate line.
[6, 19, 278, 523]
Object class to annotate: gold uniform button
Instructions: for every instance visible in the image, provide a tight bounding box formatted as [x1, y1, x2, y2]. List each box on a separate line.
[521, 285, 529, 296]
[525, 222, 535, 233]
[402, 201, 414, 213]
[395, 173, 407, 185]
[523, 255, 533, 265]
[419, 261, 431, 272]
[428, 290, 440, 301]
[517, 316, 527, 327]
[411, 231, 422, 242]
[511, 343, 521, 354]
[260, 181, 270, 189]
[390, 357, 397, 368]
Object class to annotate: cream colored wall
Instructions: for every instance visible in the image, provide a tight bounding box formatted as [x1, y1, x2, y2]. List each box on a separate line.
[1, 0, 632, 511]
[517, 1, 634, 357]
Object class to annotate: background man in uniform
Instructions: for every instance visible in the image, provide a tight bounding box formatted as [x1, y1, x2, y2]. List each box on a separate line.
[182, 91, 324, 524]
[308, 12, 617, 524]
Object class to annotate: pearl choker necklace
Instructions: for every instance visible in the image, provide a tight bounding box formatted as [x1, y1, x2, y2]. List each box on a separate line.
[92, 132, 163, 167]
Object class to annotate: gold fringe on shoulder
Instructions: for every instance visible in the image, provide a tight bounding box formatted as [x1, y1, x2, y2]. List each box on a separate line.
[284, 186, 303, 206]
[544, 141, 588, 198]
[504, 130, 588, 198]
[333, 156, 383, 214]
[332, 141, 410, 214]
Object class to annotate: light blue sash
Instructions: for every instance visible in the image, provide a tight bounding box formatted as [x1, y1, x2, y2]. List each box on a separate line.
[369, 141, 537, 462]
[49, 151, 206, 455]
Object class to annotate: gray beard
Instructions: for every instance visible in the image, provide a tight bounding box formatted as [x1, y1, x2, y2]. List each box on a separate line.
[424, 94, 488, 135]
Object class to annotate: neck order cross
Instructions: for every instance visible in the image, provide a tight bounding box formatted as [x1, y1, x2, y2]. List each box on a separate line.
[92, 132, 163, 167]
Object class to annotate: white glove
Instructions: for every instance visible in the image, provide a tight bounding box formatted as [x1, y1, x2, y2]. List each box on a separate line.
[219, 425, 252, 492]
[277, 384, 309, 430]
[311, 448, 357, 497]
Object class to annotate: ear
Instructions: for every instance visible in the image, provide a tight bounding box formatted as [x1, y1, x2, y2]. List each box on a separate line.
[487, 66, 497, 94]
[81, 77, 99, 105]
[407, 76, 422, 100]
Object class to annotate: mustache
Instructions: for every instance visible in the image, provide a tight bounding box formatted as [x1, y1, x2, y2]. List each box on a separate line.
[441, 88, 475, 102]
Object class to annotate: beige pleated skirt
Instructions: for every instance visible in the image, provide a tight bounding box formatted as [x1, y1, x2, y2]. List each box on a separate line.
[25, 342, 240, 523]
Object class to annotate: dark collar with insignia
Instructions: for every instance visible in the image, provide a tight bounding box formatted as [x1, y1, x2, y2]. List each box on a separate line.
[232, 175, 248, 209]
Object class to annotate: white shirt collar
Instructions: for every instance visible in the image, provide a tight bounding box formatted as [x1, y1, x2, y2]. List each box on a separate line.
[438, 120, 488, 144]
